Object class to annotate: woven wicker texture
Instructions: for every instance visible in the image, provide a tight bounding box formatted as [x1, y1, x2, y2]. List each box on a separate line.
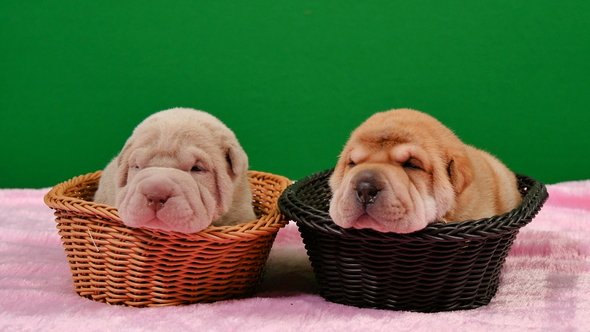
[44, 170, 290, 307]
[278, 169, 548, 312]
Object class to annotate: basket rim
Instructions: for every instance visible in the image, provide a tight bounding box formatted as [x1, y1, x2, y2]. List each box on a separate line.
[45, 170, 291, 241]
[279, 168, 549, 242]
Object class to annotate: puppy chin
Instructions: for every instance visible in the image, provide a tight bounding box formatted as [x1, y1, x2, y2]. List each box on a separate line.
[349, 214, 391, 233]
[349, 215, 425, 234]
[119, 205, 214, 233]
[139, 216, 211, 234]
[135, 216, 183, 233]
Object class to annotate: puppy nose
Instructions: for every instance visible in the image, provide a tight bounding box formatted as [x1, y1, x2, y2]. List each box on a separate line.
[146, 194, 168, 211]
[356, 181, 380, 206]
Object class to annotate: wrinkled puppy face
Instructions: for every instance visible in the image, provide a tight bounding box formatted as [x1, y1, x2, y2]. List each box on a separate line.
[114, 108, 247, 233]
[329, 109, 473, 234]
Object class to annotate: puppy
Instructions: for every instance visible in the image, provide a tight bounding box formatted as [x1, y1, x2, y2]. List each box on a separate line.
[329, 109, 522, 234]
[93, 108, 256, 233]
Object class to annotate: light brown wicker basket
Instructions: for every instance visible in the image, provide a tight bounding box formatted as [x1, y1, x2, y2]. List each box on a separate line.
[44, 170, 290, 307]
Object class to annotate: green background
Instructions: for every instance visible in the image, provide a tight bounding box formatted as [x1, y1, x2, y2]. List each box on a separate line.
[2, 1, 589, 188]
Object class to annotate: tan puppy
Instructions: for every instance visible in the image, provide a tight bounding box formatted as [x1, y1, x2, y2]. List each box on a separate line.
[93, 108, 256, 233]
[329, 109, 522, 234]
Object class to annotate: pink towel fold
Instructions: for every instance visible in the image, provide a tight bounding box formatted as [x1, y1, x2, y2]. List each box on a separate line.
[0, 181, 589, 332]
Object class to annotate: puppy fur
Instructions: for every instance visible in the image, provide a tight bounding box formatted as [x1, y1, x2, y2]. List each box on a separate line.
[329, 109, 522, 234]
[93, 108, 256, 233]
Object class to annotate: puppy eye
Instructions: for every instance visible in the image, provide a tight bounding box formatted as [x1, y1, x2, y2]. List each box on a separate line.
[403, 159, 423, 171]
[348, 161, 356, 167]
[191, 165, 203, 172]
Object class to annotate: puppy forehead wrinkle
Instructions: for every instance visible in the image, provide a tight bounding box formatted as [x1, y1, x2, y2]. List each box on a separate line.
[349, 148, 369, 162]
[355, 130, 412, 146]
[147, 154, 182, 168]
[356, 109, 458, 147]
[138, 109, 236, 147]
[127, 147, 150, 165]
[391, 144, 425, 161]
[146, 127, 224, 155]
[183, 146, 213, 166]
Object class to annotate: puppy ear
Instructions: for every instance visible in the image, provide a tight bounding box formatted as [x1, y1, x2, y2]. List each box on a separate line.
[225, 142, 248, 179]
[114, 155, 128, 188]
[329, 150, 349, 192]
[115, 141, 134, 188]
[447, 152, 474, 194]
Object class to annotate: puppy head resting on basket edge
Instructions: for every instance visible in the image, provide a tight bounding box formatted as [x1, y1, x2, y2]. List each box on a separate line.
[329, 108, 522, 234]
[93, 107, 256, 233]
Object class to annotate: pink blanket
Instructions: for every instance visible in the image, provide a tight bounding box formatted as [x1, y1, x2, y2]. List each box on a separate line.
[1, 180, 589, 332]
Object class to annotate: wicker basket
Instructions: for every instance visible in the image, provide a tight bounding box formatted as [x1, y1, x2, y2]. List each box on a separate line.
[44, 170, 290, 307]
[278, 169, 548, 312]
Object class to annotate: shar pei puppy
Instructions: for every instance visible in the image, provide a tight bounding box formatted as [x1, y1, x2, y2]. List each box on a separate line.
[329, 108, 522, 234]
[94, 107, 256, 233]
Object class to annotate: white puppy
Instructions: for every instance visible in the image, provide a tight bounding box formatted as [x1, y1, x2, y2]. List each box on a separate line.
[93, 108, 256, 233]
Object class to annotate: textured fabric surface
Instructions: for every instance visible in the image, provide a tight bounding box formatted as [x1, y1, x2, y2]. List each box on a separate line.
[0, 181, 588, 332]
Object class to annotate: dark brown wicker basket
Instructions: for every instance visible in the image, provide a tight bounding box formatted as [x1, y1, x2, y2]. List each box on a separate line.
[278, 169, 548, 312]
[45, 170, 290, 307]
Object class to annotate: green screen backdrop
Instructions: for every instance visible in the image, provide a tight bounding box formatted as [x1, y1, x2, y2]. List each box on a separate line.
[1, 1, 589, 188]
